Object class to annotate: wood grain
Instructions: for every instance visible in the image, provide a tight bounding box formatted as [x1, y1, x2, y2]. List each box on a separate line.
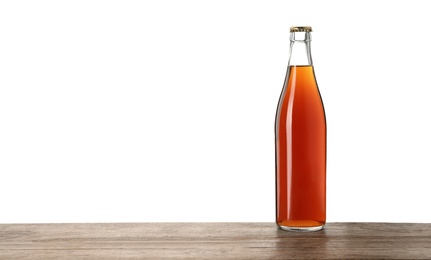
[0, 223, 430, 259]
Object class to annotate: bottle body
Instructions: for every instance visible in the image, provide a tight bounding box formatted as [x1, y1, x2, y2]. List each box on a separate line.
[275, 27, 326, 232]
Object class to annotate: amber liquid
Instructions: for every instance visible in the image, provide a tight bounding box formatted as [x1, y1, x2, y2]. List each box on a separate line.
[275, 65, 326, 229]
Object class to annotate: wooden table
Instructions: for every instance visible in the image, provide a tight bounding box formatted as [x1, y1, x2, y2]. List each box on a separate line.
[1, 223, 430, 259]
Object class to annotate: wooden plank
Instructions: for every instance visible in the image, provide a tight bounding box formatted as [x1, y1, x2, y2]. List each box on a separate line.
[0, 223, 430, 259]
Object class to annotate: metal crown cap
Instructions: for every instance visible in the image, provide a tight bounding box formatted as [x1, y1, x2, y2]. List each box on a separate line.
[290, 26, 312, 32]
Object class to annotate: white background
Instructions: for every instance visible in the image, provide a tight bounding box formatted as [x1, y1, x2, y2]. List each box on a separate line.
[1, 0, 430, 223]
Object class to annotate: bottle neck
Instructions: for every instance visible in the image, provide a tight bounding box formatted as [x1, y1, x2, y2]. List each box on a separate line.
[288, 31, 313, 66]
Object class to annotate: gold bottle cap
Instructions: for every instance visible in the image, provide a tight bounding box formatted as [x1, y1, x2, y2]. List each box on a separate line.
[290, 26, 312, 32]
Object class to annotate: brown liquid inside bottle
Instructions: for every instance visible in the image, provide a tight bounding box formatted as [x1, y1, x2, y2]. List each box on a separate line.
[275, 65, 326, 229]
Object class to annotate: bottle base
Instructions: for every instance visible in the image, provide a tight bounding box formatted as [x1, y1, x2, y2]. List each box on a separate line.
[278, 225, 324, 232]
[277, 220, 325, 232]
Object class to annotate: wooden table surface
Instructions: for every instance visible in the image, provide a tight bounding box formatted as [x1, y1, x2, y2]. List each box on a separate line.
[1, 222, 430, 259]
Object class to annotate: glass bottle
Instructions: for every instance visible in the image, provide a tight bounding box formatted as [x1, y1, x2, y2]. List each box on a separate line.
[275, 26, 326, 232]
